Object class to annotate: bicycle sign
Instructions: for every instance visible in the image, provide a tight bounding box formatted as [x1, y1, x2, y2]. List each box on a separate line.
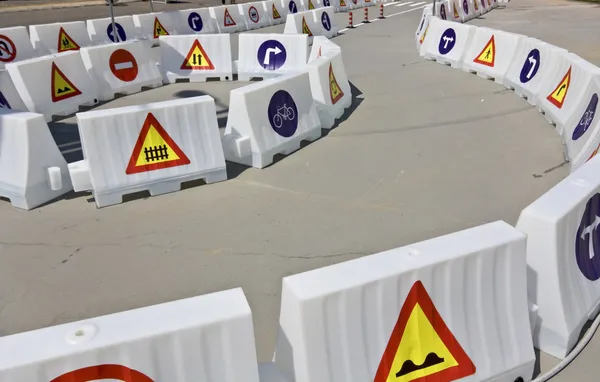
[268, 90, 298, 137]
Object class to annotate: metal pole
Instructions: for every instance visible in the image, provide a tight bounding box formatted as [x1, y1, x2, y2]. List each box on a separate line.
[109, 0, 119, 43]
[149, 0, 155, 13]
[432, 0, 436, 15]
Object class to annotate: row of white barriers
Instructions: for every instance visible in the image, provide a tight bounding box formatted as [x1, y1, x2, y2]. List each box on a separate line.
[417, 8, 600, 365]
[0, 0, 374, 69]
[0, 35, 351, 209]
[0, 221, 538, 382]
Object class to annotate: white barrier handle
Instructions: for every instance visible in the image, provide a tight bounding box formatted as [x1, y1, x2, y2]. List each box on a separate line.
[47, 166, 63, 191]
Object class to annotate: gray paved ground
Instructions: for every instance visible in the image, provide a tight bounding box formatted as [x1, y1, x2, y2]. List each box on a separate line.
[2, 0, 600, 379]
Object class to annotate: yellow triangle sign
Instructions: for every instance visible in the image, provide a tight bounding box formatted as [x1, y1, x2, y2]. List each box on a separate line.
[153, 17, 169, 38]
[453, 3, 459, 19]
[180, 40, 215, 70]
[329, 63, 344, 105]
[374, 281, 476, 382]
[340, 0, 346, 6]
[309, 0, 315, 9]
[51, 62, 82, 102]
[473, 35, 495, 67]
[419, 25, 429, 45]
[126, 113, 190, 175]
[57, 27, 80, 52]
[302, 17, 313, 36]
[272, 3, 281, 19]
[546, 66, 572, 108]
[474, 0, 479, 10]
[317, 46, 322, 58]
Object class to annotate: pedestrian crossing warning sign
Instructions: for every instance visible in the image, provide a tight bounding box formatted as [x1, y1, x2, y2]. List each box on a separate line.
[547, 66, 572, 108]
[51, 62, 82, 102]
[473, 35, 495, 67]
[302, 17, 313, 36]
[181, 40, 215, 70]
[125, 113, 190, 175]
[329, 63, 344, 104]
[224, 9, 236, 27]
[309, 0, 315, 9]
[153, 17, 169, 38]
[373, 280, 476, 382]
[57, 27, 80, 52]
[273, 4, 281, 19]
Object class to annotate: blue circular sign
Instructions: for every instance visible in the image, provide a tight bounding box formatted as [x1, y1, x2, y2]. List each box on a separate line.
[107, 22, 126, 42]
[573, 94, 598, 141]
[438, 28, 456, 55]
[519, 49, 540, 84]
[289, 0, 298, 13]
[321, 12, 331, 31]
[463, 0, 469, 14]
[268, 90, 298, 137]
[323, 0, 330, 5]
[188, 12, 203, 32]
[257, 40, 287, 70]
[576, 193, 600, 281]
[440, 4, 447, 19]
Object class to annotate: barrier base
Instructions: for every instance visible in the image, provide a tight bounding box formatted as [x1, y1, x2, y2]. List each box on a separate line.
[163, 74, 232, 85]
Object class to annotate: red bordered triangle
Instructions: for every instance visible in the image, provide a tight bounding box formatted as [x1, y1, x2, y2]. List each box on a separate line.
[272, 3, 281, 19]
[125, 113, 191, 175]
[180, 40, 215, 70]
[302, 17, 313, 36]
[473, 35, 495, 67]
[57, 27, 80, 52]
[374, 280, 476, 382]
[329, 63, 344, 105]
[153, 17, 169, 38]
[546, 66, 572, 109]
[224, 8, 237, 27]
[51, 62, 82, 102]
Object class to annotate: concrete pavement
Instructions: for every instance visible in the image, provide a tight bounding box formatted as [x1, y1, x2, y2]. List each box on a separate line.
[1, 0, 599, 379]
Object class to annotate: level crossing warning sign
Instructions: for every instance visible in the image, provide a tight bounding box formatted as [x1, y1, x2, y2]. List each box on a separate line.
[126, 113, 191, 175]
[57, 27, 80, 52]
[180, 40, 215, 70]
[51, 62, 82, 102]
[0, 35, 17, 63]
[374, 280, 476, 382]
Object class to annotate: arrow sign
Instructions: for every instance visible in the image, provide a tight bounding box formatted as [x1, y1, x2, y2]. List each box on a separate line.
[264, 46, 281, 65]
[257, 39, 287, 70]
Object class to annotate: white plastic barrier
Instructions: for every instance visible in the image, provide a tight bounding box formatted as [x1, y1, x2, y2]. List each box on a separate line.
[536, 54, 599, 137]
[307, 51, 351, 129]
[273, 221, 534, 382]
[29, 21, 91, 55]
[435, 0, 450, 20]
[210, 5, 247, 34]
[133, 12, 177, 42]
[240, 2, 271, 30]
[6, 51, 98, 122]
[420, 17, 475, 68]
[0, 109, 72, 210]
[222, 72, 321, 169]
[0, 27, 37, 69]
[178, 8, 219, 34]
[268, 0, 287, 25]
[301, 0, 323, 10]
[284, 8, 337, 38]
[237, 34, 309, 81]
[86, 15, 142, 44]
[332, 0, 351, 12]
[0, 288, 261, 381]
[80, 40, 162, 102]
[447, 0, 462, 22]
[455, 0, 472, 21]
[504, 38, 568, 107]
[462, 27, 524, 86]
[516, 154, 600, 359]
[0, 69, 27, 111]
[415, 5, 432, 52]
[69, 96, 226, 207]
[469, 0, 482, 17]
[159, 35, 233, 84]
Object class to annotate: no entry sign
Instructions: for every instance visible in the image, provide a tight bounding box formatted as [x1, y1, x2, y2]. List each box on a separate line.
[109, 49, 138, 82]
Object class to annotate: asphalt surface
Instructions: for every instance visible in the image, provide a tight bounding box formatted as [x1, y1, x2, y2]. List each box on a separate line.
[2, 0, 600, 380]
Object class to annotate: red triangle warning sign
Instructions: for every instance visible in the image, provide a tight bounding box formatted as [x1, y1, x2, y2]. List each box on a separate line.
[57, 27, 80, 53]
[340, 0, 347, 6]
[154, 17, 169, 38]
[180, 40, 215, 70]
[272, 3, 281, 19]
[329, 63, 344, 104]
[224, 8, 237, 27]
[51, 62, 82, 102]
[302, 17, 313, 37]
[546, 66, 572, 109]
[374, 281, 476, 382]
[473, 35, 495, 67]
[125, 113, 191, 175]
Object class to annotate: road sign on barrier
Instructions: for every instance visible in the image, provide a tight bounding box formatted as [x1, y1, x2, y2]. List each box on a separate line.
[126, 113, 191, 175]
[109, 49, 138, 82]
[51, 364, 154, 382]
[519, 48, 540, 84]
[0, 35, 17, 63]
[547, 66, 572, 108]
[329, 63, 344, 104]
[473, 35, 495, 67]
[302, 17, 313, 36]
[273, 3, 282, 19]
[224, 9, 237, 27]
[438, 28, 456, 55]
[321, 12, 331, 31]
[258, 40, 287, 70]
[188, 12, 204, 32]
[181, 40, 215, 70]
[0, 91, 10, 109]
[107, 22, 127, 42]
[572, 93, 598, 141]
[51, 62, 82, 102]
[268, 90, 298, 137]
[153, 17, 169, 38]
[249, 6, 260, 24]
[289, 0, 298, 13]
[440, 3, 447, 19]
[57, 27, 80, 52]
